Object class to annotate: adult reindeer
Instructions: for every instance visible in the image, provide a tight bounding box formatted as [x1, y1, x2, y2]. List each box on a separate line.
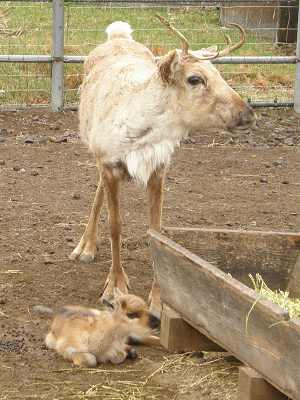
[70, 16, 255, 321]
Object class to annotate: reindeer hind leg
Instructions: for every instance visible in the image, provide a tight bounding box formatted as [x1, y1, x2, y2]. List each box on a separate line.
[72, 352, 97, 367]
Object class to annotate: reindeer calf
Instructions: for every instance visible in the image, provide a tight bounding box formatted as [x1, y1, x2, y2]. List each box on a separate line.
[34, 292, 159, 367]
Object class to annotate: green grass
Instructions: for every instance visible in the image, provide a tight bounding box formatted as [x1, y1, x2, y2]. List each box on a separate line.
[0, 1, 296, 107]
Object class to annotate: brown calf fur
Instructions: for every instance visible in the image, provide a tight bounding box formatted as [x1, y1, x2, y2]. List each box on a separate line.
[34, 292, 160, 367]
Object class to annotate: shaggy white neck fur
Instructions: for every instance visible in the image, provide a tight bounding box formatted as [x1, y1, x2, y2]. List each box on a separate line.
[123, 140, 177, 186]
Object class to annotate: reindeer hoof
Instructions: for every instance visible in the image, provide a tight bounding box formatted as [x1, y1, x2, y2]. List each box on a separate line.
[79, 253, 95, 263]
[101, 270, 130, 301]
[101, 283, 129, 305]
[69, 249, 95, 263]
[69, 239, 97, 263]
[69, 250, 79, 261]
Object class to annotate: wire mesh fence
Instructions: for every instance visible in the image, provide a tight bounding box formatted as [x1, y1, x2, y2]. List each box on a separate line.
[0, 0, 299, 110]
[0, 2, 52, 106]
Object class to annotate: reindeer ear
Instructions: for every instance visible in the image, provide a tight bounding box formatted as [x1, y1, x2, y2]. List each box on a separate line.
[120, 299, 127, 311]
[111, 288, 128, 311]
[112, 298, 127, 313]
[158, 50, 182, 84]
[102, 288, 124, 310]
[102, 298, 115, 310]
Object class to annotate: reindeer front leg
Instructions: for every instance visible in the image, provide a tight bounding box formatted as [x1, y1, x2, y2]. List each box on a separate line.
[70, 167, 105, 263]
[147, 166, 165, 320]
[102, 166, 129, 300]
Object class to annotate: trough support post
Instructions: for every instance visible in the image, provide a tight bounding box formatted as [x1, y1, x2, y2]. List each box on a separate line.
[51, 0, 64, 112]
[160, 304, 224, 353]
[238, 367, 288, 400]
[294, 4, 300, 113]
[287, 253, 300, 297]
[287, 235, 300, 297]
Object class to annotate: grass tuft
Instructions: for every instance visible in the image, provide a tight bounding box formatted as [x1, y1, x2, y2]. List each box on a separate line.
[249, 273, 300, 319]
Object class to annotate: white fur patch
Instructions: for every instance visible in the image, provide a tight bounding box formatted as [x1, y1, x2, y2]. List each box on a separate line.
[123, 141, 177, 186]
[63, 346, 77, 360]
[129, 333, 142, 343]
[45, 332, 57, 350]
[105, 21, 133, 40]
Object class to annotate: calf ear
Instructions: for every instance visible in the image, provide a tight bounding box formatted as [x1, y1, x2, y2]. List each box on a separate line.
[102, 298, 114, 310]
[120, 299, 127, 311]
[158, 50, 182, 84]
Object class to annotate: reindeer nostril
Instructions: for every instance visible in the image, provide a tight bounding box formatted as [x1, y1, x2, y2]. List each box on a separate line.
[149, 313, 160, 329]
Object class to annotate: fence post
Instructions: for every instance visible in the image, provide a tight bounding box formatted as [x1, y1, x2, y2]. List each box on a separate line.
[51, 0, 64, 112]
[294, 4, 300, 113]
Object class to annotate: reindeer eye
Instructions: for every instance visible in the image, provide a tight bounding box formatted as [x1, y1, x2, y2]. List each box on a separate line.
[187, 76, 206, 86]
[127, 312, 140, 319]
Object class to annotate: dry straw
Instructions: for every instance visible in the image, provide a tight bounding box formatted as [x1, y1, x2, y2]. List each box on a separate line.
[249, 273, 300, 319]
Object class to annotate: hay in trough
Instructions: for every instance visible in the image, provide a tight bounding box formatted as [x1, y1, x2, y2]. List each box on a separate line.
[249, 273, 300, 319]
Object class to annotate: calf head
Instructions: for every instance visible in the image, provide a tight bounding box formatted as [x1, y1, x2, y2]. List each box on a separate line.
[105, 290, 160, 332]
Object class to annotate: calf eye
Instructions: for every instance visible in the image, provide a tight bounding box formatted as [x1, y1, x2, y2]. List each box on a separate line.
[127, 312, 140, 319]
[187, 76, 206, 86]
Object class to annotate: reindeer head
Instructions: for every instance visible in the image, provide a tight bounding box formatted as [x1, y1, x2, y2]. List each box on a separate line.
[105, 289, 160, 330]
[157, 15, 255, 132]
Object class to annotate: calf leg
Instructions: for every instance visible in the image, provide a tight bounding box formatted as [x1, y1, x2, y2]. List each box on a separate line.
[70, 170, 105, 263]
[101, 167, 129, 300]
[45, 332, 57, 350]
[147, 167, 165, 320]
[72, 352, 97, 367]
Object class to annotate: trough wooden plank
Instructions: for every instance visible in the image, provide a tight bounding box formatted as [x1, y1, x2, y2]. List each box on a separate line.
[149, 229, 300, 400]
[163, 227, 300, 291]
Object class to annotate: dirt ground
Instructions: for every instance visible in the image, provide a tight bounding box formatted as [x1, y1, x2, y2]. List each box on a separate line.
[0, 108, 300, 399]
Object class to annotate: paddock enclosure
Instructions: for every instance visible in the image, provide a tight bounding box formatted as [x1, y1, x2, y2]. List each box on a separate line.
[0, 107, 299, 399]
[1, 1, 300, 399]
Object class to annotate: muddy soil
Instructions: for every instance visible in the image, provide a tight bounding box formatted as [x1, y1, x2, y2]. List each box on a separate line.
[0, 108, 299, 399]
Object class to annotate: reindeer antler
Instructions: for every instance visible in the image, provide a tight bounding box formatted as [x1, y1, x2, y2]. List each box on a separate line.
[218, 23, 245, 57]
[156, 14, 219, 61]
[156, 14, 189, 56]
[156, 15, 245, 61]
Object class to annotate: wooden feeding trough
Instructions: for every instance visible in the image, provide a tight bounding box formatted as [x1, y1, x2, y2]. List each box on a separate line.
[149, 227, 300, 400]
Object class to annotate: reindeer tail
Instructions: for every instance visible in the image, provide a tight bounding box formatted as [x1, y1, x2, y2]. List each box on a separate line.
[105, 21, 133, 40]
[32, 305, 54, 318]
